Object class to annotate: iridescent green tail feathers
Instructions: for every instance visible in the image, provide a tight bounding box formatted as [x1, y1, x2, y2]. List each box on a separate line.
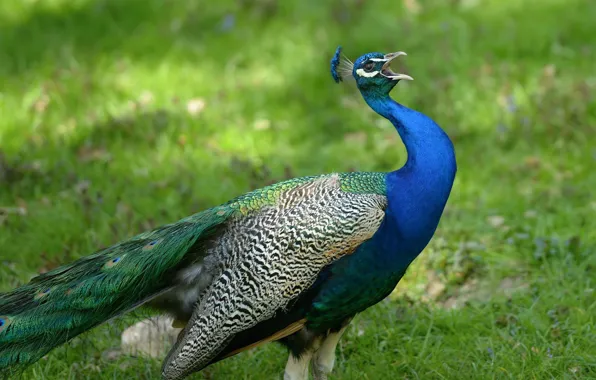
[0, 207, 231, 377]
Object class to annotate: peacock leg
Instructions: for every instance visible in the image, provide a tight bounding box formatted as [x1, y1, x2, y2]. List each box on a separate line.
[284, 353, 313, 380]
[284, 337, 322, 380]
[311, 321, 351, 380]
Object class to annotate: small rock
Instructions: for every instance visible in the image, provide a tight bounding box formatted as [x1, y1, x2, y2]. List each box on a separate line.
[121, 316, 182, 358]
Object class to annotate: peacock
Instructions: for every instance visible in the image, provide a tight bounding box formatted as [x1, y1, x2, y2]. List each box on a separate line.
[0, 46, 457, 380]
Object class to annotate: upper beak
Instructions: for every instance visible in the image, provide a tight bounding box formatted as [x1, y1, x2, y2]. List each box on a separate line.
[381, 52, 413, 81]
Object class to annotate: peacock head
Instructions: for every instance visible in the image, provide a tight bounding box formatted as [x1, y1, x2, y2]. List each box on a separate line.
[331, 47, 413, 97]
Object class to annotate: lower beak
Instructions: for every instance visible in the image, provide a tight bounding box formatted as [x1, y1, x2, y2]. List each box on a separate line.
[381, 52, 413, 81]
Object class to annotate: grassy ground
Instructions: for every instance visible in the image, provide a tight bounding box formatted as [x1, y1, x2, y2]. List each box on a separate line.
[1, 0, 595, 378]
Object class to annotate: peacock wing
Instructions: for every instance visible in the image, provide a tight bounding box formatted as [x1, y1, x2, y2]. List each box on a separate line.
[162, 174, 388, 379]
[0, 174, 330, 373]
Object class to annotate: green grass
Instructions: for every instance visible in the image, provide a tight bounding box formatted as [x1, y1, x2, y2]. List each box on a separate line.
[1, 0, 595, 378]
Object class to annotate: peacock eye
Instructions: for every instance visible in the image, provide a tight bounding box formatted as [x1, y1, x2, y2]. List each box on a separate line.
[363, 61, 375, 72]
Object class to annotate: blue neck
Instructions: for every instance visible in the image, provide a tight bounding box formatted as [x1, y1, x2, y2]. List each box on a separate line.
[363, 92, 457, 267]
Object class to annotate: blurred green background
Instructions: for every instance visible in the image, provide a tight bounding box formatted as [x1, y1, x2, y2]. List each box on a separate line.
[1, 0, 595, 378]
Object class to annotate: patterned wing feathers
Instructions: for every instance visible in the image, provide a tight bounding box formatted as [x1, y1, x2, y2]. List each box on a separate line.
[162, 174, 387, 379]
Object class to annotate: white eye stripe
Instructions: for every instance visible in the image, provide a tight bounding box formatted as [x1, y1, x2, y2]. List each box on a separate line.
[356, 68, 380, 78]
[368, 58, 387, 62]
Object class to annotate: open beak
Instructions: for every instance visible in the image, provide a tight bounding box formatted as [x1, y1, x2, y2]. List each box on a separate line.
[380, 52, 413, 81]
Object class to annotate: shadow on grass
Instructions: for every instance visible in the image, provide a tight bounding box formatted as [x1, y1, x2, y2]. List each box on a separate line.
[1, 0, 592, 149]
[0, 0, 256, 76]
[0, 0, 593, 234]
[0, 0, 592, 210]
